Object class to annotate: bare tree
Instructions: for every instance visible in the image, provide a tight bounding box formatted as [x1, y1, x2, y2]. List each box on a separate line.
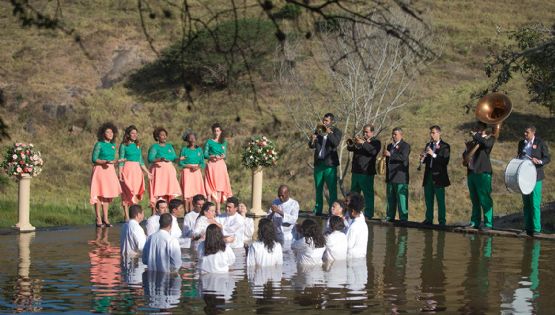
[278, 13, 434, 195]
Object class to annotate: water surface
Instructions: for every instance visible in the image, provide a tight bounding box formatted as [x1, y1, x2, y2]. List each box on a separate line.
[0, 222, 554, 313]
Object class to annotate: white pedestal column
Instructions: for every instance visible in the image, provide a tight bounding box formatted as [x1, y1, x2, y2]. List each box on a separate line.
[249, 167, 266, 217]
[16, 174, 36, 232]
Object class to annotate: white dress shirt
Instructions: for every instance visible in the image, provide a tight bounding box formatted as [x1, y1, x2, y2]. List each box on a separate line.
[145, 214, 160, 237]
[193, 216, 210, 240]
[243, 217, 255, 245]
[170, 215, 182, 239]
[120, 219, 146, 257]
[346, 215, 368, 259]
[523, 137, 535, 160]
[182, 211, 200, 238]
[324, 230, 347, 261]
[318, 135, 328, 159]
[246, 241, 283, 267]
[142, 229, 182, 272]
[216, 213, 245, 249]
[198, 242, 236, 273]
[291, 237, 326, 265]
[267, 198, 300, 243]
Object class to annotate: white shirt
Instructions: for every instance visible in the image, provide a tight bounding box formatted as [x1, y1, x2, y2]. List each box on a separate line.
[324, 231, 347, 261]
[318, 135, 328, 159]
[216, 213, 245, 249]
[346, 215, 368, 259]
[120, 219, 146, 257]
[183, 211, 200, 238]
[193, 216, 210, 240]
[247, 241, 283, 267]
[170, 215, 182, 239]
[145, 214, 160, 237]
[243, 217, 255, 245]
[523, 137, 535, 159]
[198, 242, 236, 273]
[267, 198, 300, 243]
[291, 237, 326, 265]
[142, 229, 182, 272]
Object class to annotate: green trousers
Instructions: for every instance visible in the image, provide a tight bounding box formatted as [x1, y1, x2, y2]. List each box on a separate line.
[351, 173, 375, 218]
[313, 162, 337, 215]
[467, 172, 493, 228]
[522, 180, 542, 233]
[386, 183, 409, 221]
[424, 173, 446, 225]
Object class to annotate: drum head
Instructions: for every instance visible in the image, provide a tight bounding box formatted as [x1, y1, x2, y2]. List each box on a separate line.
[518, 160, 537, 195]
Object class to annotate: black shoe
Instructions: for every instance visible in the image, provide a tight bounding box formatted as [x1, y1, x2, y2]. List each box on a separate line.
[479, 226, 492, 232]
[102, 219, 113, 228]
[526, 230, 541, 237]
[421, 220, 432, 225]
[464, 224, 477, 229]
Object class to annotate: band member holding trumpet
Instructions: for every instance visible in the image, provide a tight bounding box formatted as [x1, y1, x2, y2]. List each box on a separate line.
[517, 126, 550, 236]
[309, 113, 342, 216]
[346, 124, 381, 218]
[384, 127, 411, 222]
[465, 122, 495, 230]
[420, 125, 450, 226]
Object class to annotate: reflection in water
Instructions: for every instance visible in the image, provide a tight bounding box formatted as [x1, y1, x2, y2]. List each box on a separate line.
[88, 227, 122, 313]
[13, 232, 42, 313]
[383, 228, 408, 313]
[510, 239, 540, 313]
[459, 235, 492, 314]
[143, 271, 182, 310]
[418, 230, 446, 312]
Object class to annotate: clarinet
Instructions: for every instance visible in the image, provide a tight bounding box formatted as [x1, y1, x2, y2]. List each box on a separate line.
[417, 141, 433, 171]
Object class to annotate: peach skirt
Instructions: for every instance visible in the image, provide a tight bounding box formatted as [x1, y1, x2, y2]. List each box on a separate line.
[149, 162, 181, 205]
[204, 159, 232, 202]
[90, 164, 121, 205]
[180, 167, 206, 199]
[120, 161, 145, 206]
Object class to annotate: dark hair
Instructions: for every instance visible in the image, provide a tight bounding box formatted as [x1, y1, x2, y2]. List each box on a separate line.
[182, 131, 197, 147]
[329, 216, 345, 232]
[300, 219, 326, 248]
[122, 125, 140, 146]
[155, 199, 167, 211]
[169, 199, 183, 213]
[257, 218, 277, 253]
[192, 194, 207, 205]
[198, 201, 215, 218]
[159, 213, 173, 229]
[129, 204, 143, 219]
[152, 127, 168, 142]
[332, 200, 346, 213]
[323, 113, 335, 122]
[430, 125, 441, 132]
[392, 127, 403, 134]
[363, 124, 375, 132]
[97, 122, 118, 143]
[525, 125, 537, 133]
[204, 224, 226, 256]
[226, 196, 239, 209]
[348, 193, 365, 214]
[211, 123, 226, 144]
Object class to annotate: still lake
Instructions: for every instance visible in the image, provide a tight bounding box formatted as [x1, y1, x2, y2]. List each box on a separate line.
[0, 221, 553, 314]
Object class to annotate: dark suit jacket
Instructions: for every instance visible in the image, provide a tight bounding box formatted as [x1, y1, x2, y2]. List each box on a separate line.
[308, 126, 342, 167]
[347, 138, 381, 175]
[517, 137, 550, 181]
[386, 140, 411, 184]
[467, 133, 494, 174]
[422, 140, 450, 187]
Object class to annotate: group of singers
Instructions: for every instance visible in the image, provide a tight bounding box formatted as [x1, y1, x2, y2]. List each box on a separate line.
[310, 113, 550, 237]
[89, 122, 232, 227]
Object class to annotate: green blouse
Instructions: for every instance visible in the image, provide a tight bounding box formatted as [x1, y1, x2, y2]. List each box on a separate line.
[204, 139, 228, 159]
[91, 141, 117, 164]
[118, 142, 145, 167]
[179, 146, 206, 169]
[148, 143, 177, 163]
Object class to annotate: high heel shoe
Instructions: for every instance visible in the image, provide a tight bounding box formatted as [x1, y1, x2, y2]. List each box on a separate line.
[102, 219, 113, 228]
[95, 221, 104, 228]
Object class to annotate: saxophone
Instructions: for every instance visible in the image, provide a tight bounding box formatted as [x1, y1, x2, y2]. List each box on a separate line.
[376, 144, 386, 175]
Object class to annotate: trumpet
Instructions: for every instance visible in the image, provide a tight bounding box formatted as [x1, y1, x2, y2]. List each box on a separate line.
[346, 135, 364, 148]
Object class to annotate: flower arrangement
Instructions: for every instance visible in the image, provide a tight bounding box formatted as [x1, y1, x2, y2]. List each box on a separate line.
[241, 136, 278, 169]
[1, 143, 44, 178]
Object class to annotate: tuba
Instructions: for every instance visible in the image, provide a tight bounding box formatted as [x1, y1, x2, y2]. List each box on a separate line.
[376, 144, 386, 175]
[462, 92, 512, 167]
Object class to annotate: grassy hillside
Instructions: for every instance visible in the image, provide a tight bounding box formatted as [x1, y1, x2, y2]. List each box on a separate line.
[0, 0, 554, 228]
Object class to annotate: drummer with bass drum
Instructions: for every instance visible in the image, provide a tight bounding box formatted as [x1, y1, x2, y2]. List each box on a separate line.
[517, 125, 550, 237]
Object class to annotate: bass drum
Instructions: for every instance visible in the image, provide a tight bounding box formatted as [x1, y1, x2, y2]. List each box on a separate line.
[504, 159, 537, 194]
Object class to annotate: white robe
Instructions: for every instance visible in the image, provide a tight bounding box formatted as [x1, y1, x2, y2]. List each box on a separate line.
[120, 219, 147, 257]
[246, 241, 283, 267]
[182, 211, 200, 238]
[291, 237, 325, 265]
[170, 215, 182, 239]
[243, 217, 255, 245]
[142, 229, 182, 272]
[346, 215, 368, 259]
[198, 242, 236, 273]
[193, 215, 210, 240]
[324, 230, 347, 261]
[145, 214, 160, 237]
[216, 213, 245, 249]
[267, 198, 300, 243]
